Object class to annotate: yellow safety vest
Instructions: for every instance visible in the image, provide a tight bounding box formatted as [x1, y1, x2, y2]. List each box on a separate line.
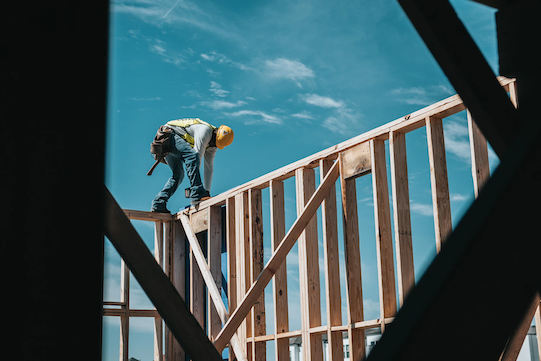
[166, 118, 216, 147]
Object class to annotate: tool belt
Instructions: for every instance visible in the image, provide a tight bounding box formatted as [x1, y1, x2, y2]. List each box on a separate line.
[147, 125, 173, 176]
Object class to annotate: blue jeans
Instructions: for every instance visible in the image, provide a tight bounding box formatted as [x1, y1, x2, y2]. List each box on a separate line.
[151, 134, 208, 210]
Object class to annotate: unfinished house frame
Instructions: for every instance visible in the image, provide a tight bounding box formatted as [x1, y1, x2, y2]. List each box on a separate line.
[104, 75, 540, 361]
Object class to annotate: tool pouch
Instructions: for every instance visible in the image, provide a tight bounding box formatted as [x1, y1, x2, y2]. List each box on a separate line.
[148, 126, 173, 174]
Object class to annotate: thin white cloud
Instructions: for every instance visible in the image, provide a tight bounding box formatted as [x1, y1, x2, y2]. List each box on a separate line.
[225, 110, 282, 125]
[201, 52, 251, 71]
[200, 100, 247, 110]
[322, 107, 361, 136]
[443, 119, 471, 162]
[390, 84, 454, 106]
[451, 193, 471, 202]
[410, 202, 433, 217]
[291, 110, 315, 120]
[302, 94, 344, 108]
[148, 38, 186, 66]
[264, 58, 314, 87]
[209, 81, 229, 97]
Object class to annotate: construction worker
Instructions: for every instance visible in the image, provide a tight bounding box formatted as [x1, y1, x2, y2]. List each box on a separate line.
[151, 118, 234, 213]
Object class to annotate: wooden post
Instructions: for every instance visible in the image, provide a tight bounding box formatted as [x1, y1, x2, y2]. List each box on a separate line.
[296, 168, 324, 361]
[190, 230, 205, 331]
[370, 139, 397, 329]
[208, 206, 223, 341]
[467, 110, 490, 198]
[226, 197, 237, 361]
[235, 192, 250, 355]
[249, 189, 266, 360]
[426, 116, 452, 252]
[339, 153, 366, 361]
[119, 258, 129, 361]
[164, 221, 173, 361]
[172, 221, 186, 361]
[154, 221, 164, 361]
[389, 131, 415, 306]
[320, 159, 344, 361]
[270, 180, 290, 361]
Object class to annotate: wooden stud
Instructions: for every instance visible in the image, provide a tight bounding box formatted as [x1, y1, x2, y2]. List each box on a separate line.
[467, 110, 491, 198]
[164, 221, 173, 361]
[119, 258, 129, 361]
[389, 131, 415, 306]
[154, 221, 164, 361]
[249, 189, 266, 360]
[172, 221, 186, 361]
[338, 153, 366, 361]
[370, 139, 397, 328]
[296, 168, 324, 361]
[320, 159, 344, 361]
[226, 197, 237, 361]
[426, 116, 452, 252]
[535, 300, 541, 359]
[208, 206, 223, 341]
[235, 192, 250, 355]
[214, 161, 340, 352]
[269, 180, 290, 361]
[190, 231, 205, 329]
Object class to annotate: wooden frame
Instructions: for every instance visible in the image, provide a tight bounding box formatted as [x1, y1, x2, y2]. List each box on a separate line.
[104, 77, 536, 361]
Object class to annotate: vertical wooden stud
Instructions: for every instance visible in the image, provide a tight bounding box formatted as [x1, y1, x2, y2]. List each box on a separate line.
[226, 197, 237, 361]
[172, 220, 186, 361]
[426, 116, 452, 252]
[467, 110, 491, 198]
[235, 192, 251, 356]
[249, 189, 266, 360]
[339, 152, 366, 361]
[296, 167, 324, 361]
[208, 206, 223, 341]
[190, 230, 205, 330]
[119, 258, 129, 361]
[320, 159, 344, 361]
[370, 139, 397, 329]
[164, 221, 173, 361]
[270, 180, 290, 361]
[154, 221, 164, 361]
[389, 131, 415, 306]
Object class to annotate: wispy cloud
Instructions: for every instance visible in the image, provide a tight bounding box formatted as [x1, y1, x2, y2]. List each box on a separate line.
[301, 94, 344, 108]
[291, 110, 315, 121]
[209, 81, 229, 97]
[263, 58, 314, 88]
[200, 100, 247, 110]
[443, 119, 471, 161]
[148, 38, 186, 66]
[225, 110, 282, 125]
[410, 201, 433, 217]
[201, 52, 251, 71]
[390, 84, 453, 106]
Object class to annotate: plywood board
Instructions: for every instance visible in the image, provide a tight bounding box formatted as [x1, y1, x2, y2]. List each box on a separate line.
[340, 141, 371, 180]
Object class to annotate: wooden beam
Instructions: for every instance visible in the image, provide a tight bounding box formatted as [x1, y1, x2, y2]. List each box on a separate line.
[225, 197, 237, 361]
[154, 221, 164, 361]
[269, 180, 290, 361]
[103, 186, 223, 361]
[426, 116, 452, 252]
[208, 206, 223, 340]
[214, 160, 340, 352]
[500, 294, 540, 361]
[339, 152, 366, 361]
[235, 192, 251, 355]
[370, 139, 397, 327]
[320, 159, 344, 361]
[467, 111, 491, 198]
[396, 0, 519, 158]
[296, 168, 323, 361]
[123, 209, 173, 222]
[119, 258, 129, 361]
[179, 214, 248, 361]
[389, 131, 415, 306]
[172, 221, 186, 361]
[249, 189, 266, 361]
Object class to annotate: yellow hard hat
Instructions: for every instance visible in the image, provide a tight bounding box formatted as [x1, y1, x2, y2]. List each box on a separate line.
[216, 125, 234, 149]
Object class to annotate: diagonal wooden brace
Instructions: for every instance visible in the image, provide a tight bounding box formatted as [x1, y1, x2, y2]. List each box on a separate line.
[179, 213, 249, 361]
[213, 160, 340, 351]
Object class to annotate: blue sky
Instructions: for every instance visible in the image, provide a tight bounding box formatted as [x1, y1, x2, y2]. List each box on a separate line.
[103, 1, 503, 360]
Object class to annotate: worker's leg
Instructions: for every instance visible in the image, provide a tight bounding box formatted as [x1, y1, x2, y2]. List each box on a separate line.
[151, 153, 184, 212]
[173, 136, 208, 200]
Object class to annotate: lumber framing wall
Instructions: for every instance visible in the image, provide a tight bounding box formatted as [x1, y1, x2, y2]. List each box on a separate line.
[103, 76, 540, 361]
